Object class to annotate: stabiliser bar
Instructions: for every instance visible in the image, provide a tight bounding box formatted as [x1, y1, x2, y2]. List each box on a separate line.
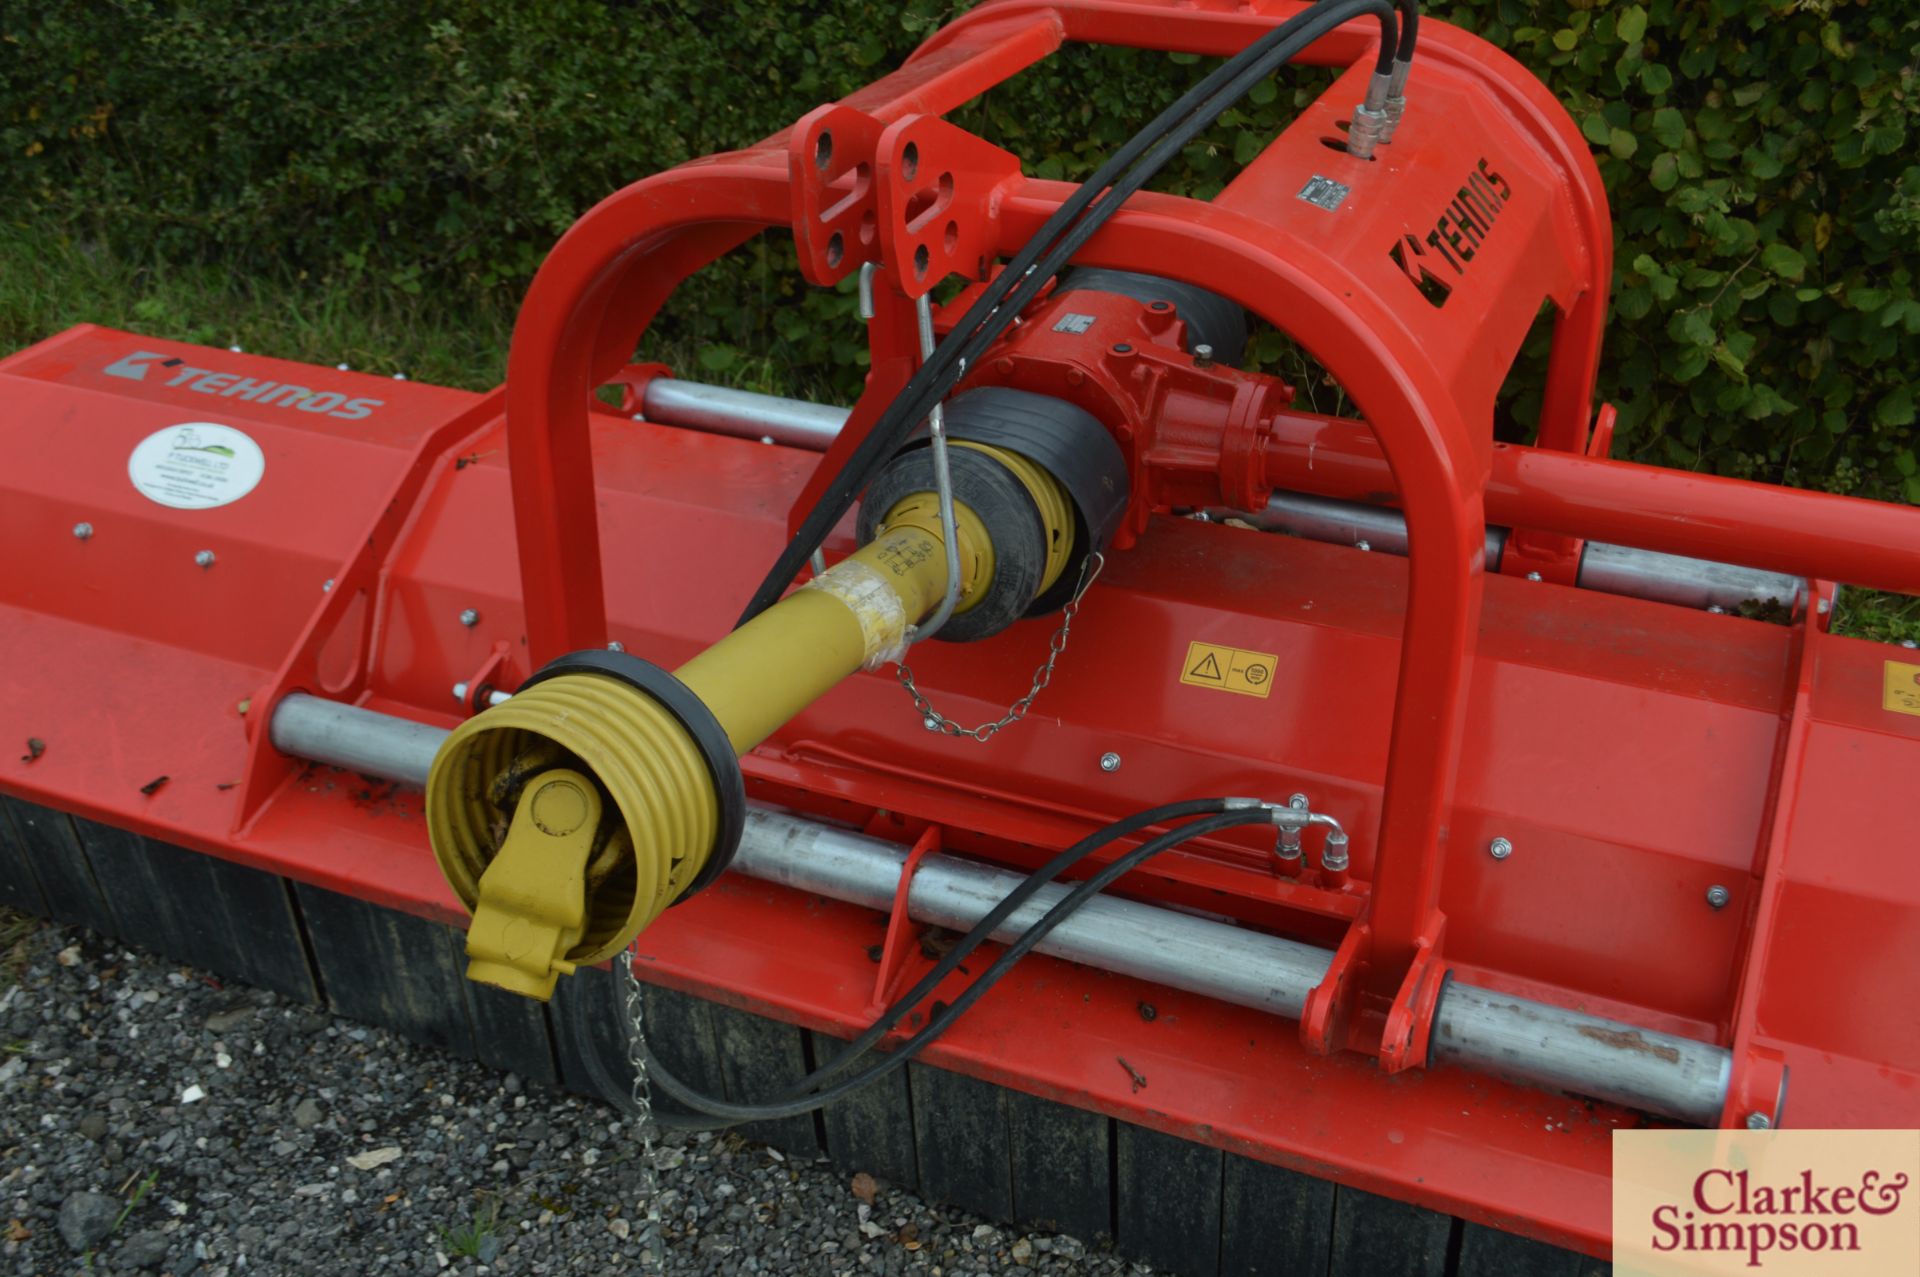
[635, 375, 1916, 608]
[270, 693, 1732, 1127]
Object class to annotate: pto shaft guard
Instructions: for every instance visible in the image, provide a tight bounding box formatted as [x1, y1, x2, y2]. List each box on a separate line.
[424, 652, 743, 999]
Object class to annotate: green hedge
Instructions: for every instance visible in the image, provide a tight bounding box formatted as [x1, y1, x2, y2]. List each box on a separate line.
[3, 0, 1915, 500]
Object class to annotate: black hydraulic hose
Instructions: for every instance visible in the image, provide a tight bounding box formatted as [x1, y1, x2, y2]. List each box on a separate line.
[732, 0, 1395, 625]
[586, 798, 1240, 1122]
[764, 796, 1235, 1093]
[634, 799, 1253, 1121]
[735, 0, 1400, 627]
[643, 806, 1274, 1126]
[1394, 0, 1419, 60]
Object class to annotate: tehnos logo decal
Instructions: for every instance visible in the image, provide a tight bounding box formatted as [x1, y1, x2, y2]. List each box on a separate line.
[103, 350, 382, 421]
[1388, 157, 1513, 309]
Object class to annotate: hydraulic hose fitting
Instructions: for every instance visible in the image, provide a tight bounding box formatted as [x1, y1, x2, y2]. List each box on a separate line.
[1268, 796, 1319, 878]
[1274, 823, 1305, 876]
[1347, 70, 1394, 160]
[1319, 827, 1352, 889]
[1380, 55, 1413, 143]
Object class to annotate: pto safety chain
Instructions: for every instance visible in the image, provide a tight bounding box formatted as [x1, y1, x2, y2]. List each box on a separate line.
[896, 552, 1104, 741]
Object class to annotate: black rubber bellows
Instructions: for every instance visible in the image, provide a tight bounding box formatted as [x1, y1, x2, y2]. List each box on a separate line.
[856, 387, 1129, 642]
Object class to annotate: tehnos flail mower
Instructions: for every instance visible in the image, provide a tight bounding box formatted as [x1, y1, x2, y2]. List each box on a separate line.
[4, 1, 1919, 1272]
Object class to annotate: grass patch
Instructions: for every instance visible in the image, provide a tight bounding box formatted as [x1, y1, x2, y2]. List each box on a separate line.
[1833, 589, 1920, 647]
[439, 1194, 504, 1262]
[1, 908, 38, 992]
[0, 223, 514, 390]
[0, 222, 818, 401]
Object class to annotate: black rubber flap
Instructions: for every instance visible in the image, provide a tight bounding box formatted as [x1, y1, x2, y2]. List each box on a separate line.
[1058, 267, 1249, 367]
[522, 649, 745, 901]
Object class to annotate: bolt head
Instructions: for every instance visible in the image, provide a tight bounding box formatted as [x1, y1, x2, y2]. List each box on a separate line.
[1489, 836, 1513, 861]
[322, 578, 334, 593]
[1706, 884, 1731, 910]
[922, 716, 940, 732]
[1099, 751, 1122, 773]
[72, 522, 94, 540]
[1526, 571, 1543, 582]
[1355, 539, 1372, 552]
[194, 549, 216, 568]
[1902, 639, 1918, 650]
[1745, 1112, 1772, 1131]
[458, 608, 480, 627]
[1288, 793, 1311, 810]
[607, 640, 625, 652]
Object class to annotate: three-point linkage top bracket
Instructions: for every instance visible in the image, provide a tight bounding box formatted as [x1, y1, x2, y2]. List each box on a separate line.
[789, 103, 1024, 300]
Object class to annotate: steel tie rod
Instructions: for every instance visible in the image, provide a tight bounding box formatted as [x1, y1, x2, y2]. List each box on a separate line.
[632, 377, 1829, 615]
[269, 693, 1735, 1127]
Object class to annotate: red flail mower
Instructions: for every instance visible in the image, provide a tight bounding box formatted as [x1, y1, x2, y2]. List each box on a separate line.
[4, 2, 1918, 1272]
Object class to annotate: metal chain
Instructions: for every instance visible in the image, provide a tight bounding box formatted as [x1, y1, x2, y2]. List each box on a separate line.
[897, 551, 1105, 741]
[616, 947, 664, 1261]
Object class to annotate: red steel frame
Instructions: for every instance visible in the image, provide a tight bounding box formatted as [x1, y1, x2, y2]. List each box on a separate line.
[489, 0, 1918, 1113]
[5, 0, 1920, 1258]
[505, 0, 1606, 1081]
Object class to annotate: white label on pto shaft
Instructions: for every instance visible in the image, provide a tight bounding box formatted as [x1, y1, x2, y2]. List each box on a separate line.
[127, 423, 266, 509]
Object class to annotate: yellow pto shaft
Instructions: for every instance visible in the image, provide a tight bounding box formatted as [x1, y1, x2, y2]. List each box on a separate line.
[425, 445, 1072, 1000]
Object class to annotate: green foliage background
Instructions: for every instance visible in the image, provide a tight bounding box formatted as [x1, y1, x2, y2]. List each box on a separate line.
[3, 0, 1915, 501]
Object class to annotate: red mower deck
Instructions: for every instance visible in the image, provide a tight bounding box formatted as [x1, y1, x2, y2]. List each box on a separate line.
[4, 4, 1919, 1275]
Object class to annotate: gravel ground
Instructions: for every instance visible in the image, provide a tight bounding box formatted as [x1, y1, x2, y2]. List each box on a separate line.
[0, 916, 1163, 1276]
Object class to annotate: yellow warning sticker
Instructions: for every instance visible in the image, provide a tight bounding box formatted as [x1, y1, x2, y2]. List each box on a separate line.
[1179, 640, 1278, 699]
[1885, 660, 1920, 718]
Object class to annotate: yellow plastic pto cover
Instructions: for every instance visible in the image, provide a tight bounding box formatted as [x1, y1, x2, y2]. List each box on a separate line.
[424, 672, 720, 1000]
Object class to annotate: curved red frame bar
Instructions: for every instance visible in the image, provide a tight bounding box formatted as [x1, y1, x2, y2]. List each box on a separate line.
[499, 1, 1612, 1063]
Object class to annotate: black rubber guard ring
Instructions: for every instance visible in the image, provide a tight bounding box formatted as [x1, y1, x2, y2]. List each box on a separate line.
[521, 649, 746, 902]
[856, 443, 1049, 643]
[934, 387, 1130, 615]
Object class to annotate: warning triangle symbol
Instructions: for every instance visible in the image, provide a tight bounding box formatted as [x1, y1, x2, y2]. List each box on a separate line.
[1188, 652, 1224, 681]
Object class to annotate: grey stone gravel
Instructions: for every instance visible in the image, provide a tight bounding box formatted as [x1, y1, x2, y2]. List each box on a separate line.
[55, 1190, 119, 1250]
[1, 919, 1166, 1275]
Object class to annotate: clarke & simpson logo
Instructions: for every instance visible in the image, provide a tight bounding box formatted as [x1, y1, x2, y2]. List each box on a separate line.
[1649, 1166, 1908, 1267]
[1614, 1130, 1920, 1276]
